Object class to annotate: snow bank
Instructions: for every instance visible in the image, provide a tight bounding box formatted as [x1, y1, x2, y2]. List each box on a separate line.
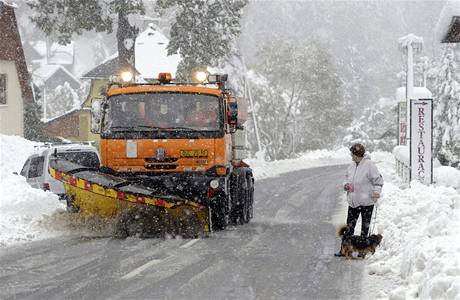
[366, 152, 460, 299]
[435, 166, 460, 190]
[247, 147, 350, 180]
[0, 135, 65, 247]
[0, 134, 39, 177]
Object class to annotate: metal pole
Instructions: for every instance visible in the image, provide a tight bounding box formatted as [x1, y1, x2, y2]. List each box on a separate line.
[406, 45, 413, 142]
[242, 57, 263, 153]
[43, 87, 46, 121]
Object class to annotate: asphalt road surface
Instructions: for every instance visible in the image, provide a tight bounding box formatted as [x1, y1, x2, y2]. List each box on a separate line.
[0, 165, 368, 300]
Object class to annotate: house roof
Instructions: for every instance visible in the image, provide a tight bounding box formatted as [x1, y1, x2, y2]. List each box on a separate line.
[81, 55, 119, 79]
[23, 41, 42, 62]
[443, 16, 460, 43]
[434, 0, 460, 43]
[33, 64, 81, 87]
[44, 107, 80, 124]
[0, 2, 33, 103]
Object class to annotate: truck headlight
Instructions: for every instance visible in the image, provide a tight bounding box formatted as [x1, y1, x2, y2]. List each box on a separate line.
[194, 71, 207, 83]
[120, 71, 133, 82]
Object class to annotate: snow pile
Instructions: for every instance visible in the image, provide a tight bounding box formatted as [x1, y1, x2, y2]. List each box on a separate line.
[366, 152, 460, 299]
[247, 147, 350, 180]
[435, 166, 460, 190]
[0, 135, 65, 247]
[0, 134, 39, 177]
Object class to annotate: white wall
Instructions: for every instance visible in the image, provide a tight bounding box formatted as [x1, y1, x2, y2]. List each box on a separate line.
[0, 60, 24, 136]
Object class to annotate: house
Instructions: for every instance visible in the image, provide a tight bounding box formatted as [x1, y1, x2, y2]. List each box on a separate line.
[0, 1, 33, 136]
[44, 25, 180, 143]
[24, 40, 76, 73]
[32, 64, 82, 120]
[44, 107, 94, 142]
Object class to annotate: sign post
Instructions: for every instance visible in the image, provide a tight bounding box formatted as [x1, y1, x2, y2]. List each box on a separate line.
[409, 99, 433, 185]
[397, 102, 407, 145]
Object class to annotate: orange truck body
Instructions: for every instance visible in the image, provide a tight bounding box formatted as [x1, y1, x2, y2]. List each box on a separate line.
[94, 76, 254, 230]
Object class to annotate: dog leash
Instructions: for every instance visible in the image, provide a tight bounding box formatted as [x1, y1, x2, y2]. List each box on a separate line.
[368, 205, 378, 237]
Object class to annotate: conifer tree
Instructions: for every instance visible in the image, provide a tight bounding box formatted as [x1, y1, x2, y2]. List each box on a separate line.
[157, 0, 247, 80]
[432, 44, 460, 167]
[24, 86, 48, 141]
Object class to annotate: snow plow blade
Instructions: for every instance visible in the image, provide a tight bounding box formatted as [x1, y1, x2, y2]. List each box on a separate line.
[49, 158, 210, 237]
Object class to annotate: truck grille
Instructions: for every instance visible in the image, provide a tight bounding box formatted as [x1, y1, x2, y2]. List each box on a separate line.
[145, 164, 177, 170]
[145, 157, 178, 163]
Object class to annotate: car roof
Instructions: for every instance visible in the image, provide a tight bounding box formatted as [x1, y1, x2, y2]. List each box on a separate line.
[33, 144, 99, 157]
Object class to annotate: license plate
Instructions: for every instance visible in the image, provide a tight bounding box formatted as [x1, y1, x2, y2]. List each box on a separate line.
[180, 150, 208, 157]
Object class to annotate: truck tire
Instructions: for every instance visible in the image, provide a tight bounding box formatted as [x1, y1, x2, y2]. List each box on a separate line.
[210, 194, 229, 231]
[239, 174, 250, 224]
[229, 171, 243, 225]
[245, 174, 254, 222]
[230, 168, 252, 225]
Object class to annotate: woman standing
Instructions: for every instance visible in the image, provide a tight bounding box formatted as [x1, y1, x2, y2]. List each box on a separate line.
[335, 143, 384, 257]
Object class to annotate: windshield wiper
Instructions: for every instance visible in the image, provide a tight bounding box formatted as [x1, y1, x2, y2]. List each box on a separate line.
[109, 126, 160, 132]
[167, 126, 198, 131]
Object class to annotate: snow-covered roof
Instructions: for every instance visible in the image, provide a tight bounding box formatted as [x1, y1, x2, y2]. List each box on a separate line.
[434, 0, 460, 42]
[48, 42, 74, 65]
[82, 56, 121, 79]
[396, 86, 433, 102]
[33, 64, 81, 86]
[44, 107, 80, 124]
[135, 24, 180, 78]
[0, 1, 18, 8]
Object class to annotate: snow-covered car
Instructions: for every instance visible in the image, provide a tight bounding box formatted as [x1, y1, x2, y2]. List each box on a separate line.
[19, 143, 101, 198]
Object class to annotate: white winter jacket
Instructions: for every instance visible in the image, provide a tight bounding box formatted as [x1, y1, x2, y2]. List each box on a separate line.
[345, 154, 384, 208]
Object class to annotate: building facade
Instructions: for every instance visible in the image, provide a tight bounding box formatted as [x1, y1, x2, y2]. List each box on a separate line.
[0, 1, 33, 136]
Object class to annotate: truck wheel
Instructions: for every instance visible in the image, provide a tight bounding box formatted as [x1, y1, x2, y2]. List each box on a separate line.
[229, 171, 245, 225]
[210, 196, 228, 231]
[239, 175, 250, 224]
[245, 175, 254, 222]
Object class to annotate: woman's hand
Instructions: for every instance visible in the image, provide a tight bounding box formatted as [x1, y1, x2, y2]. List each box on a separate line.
[371, 191, 380, 200]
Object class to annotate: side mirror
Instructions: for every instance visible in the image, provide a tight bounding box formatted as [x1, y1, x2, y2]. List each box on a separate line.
[227, 102, 238, 126]
[91, 99, 102, 134]
[12, 172, 18, 175]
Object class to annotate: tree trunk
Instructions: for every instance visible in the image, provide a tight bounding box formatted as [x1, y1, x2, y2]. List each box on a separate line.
[117, 8, 138, 74]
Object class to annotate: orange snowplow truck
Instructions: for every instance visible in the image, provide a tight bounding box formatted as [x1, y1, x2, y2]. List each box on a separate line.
[90, 72, 254, 231]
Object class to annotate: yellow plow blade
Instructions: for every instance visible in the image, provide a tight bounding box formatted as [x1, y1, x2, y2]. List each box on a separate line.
[50, 159, 210, 237]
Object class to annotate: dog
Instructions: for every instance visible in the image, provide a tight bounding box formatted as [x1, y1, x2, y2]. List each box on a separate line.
[337, 225, 383, 259]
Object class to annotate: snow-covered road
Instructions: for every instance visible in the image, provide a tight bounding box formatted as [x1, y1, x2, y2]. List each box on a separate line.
[0, 165, 367, 300]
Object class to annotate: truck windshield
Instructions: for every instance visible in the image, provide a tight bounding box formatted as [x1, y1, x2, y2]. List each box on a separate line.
[103, 93, 222, 132]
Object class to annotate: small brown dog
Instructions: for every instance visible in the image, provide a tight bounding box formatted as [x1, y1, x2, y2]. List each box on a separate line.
[337, 225, 383, 259]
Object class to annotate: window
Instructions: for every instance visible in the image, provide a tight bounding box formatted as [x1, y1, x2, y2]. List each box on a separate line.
[0, 74, 6, 105]
[56, 152, 100, 168]
[20, 158, 30, 177]
[28, 156, 44, 178]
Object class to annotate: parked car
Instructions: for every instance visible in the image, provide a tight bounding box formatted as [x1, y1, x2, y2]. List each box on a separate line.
[19, 143, 101, 198]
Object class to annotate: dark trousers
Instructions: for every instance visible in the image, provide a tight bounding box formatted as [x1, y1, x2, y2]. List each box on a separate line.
[344, 205, 374, 238]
